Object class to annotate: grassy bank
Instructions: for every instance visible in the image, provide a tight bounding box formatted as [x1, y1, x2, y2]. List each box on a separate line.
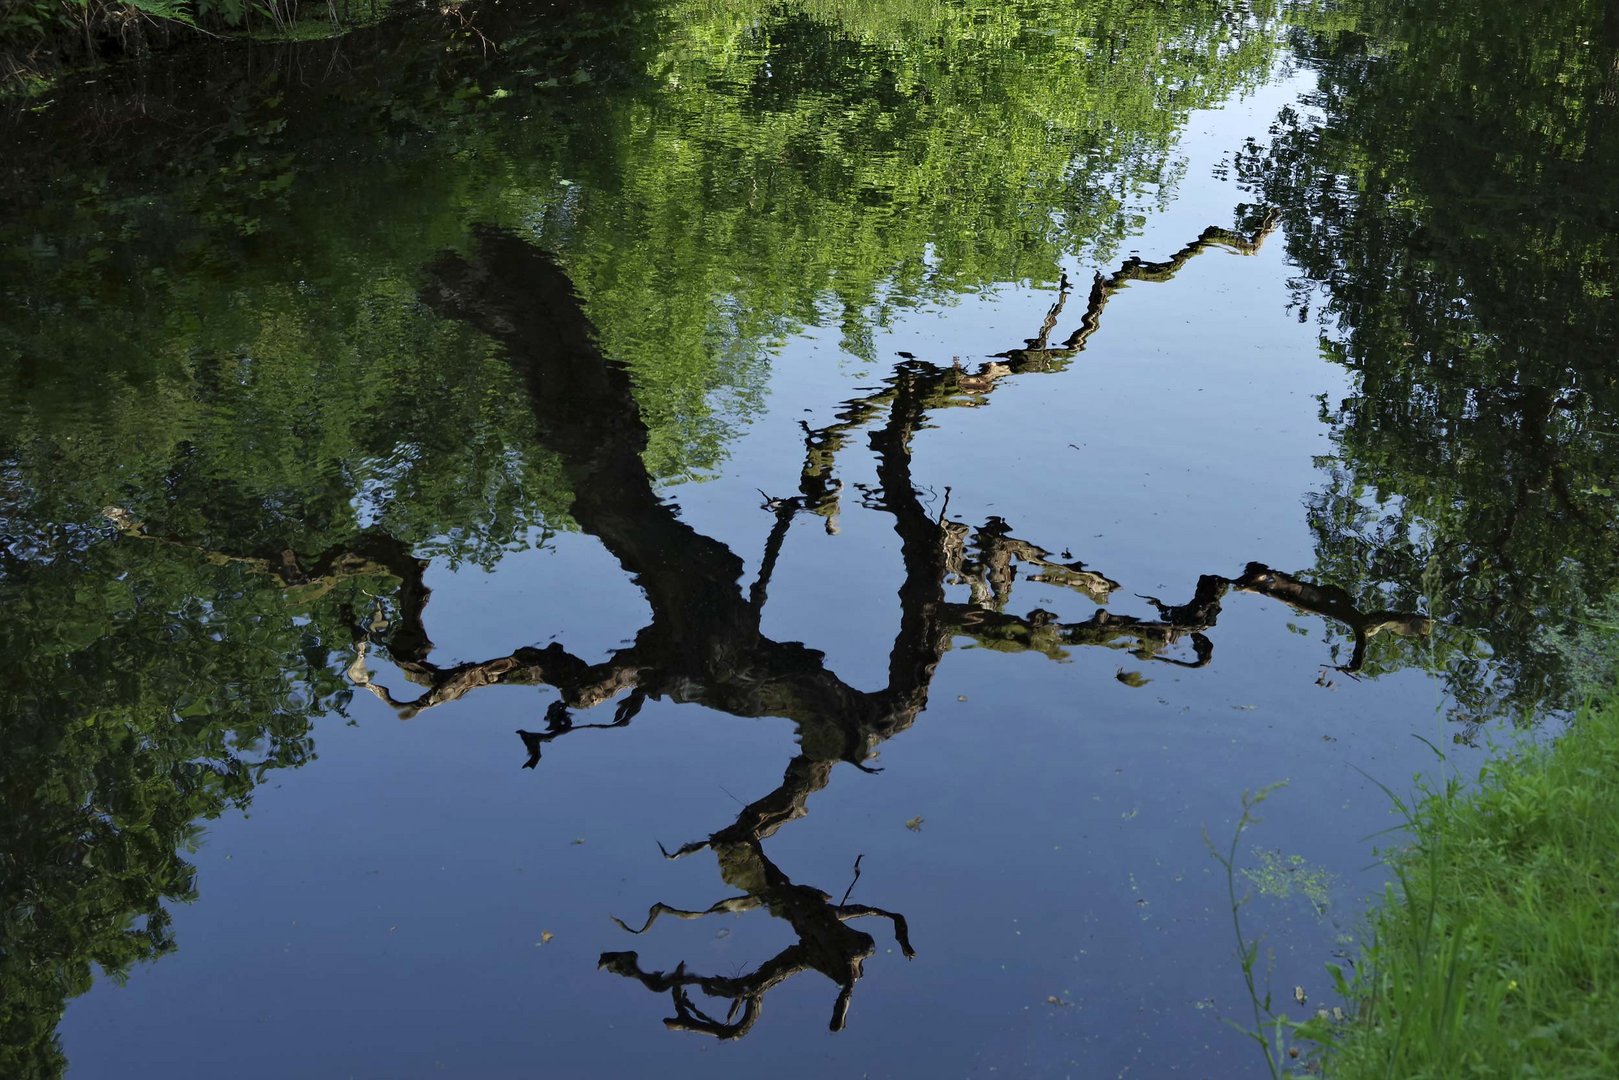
[1315, 697, 1619, 1077]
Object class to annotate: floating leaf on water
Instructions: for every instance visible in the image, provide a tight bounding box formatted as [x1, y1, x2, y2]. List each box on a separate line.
[538, 930, 555, 946]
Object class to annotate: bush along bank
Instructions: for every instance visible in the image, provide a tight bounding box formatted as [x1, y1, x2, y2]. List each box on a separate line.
[1308, 697, 1619, 1077]
[1, 0, 403, 95]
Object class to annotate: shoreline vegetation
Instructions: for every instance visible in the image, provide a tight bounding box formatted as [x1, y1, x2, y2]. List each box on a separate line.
[0, 0, 409, 95]
[1310, 691, 1619, 1077]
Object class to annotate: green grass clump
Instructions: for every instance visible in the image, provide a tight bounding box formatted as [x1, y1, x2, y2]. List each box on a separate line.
[1319, 699, 1619, 1078]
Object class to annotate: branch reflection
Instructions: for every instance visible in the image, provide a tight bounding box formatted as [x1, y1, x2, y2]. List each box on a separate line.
[600, 753, 914, 1037]
[111, 221, 1432, 1036]
[398, 223, 1429, 1034]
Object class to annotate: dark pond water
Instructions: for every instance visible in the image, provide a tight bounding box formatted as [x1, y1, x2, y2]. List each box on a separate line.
[4, 1, 1617, 1076]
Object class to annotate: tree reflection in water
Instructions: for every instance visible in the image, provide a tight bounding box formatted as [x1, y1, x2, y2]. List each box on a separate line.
[324, 224, 1427, 1035]
[96, 221, 1433, 1036]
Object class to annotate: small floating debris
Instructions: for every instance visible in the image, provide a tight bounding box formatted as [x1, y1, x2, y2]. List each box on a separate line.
[905, 816, 925, 832]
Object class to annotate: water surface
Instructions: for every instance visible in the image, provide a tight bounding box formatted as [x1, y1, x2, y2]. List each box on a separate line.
[3, 1, 1617, 1076]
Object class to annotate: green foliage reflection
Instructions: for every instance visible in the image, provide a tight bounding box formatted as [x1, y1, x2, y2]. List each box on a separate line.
[1244, 0, 1619, 721]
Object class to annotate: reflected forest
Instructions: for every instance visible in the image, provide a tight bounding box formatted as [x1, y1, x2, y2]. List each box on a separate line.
[3, 0, 1618, 1076]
